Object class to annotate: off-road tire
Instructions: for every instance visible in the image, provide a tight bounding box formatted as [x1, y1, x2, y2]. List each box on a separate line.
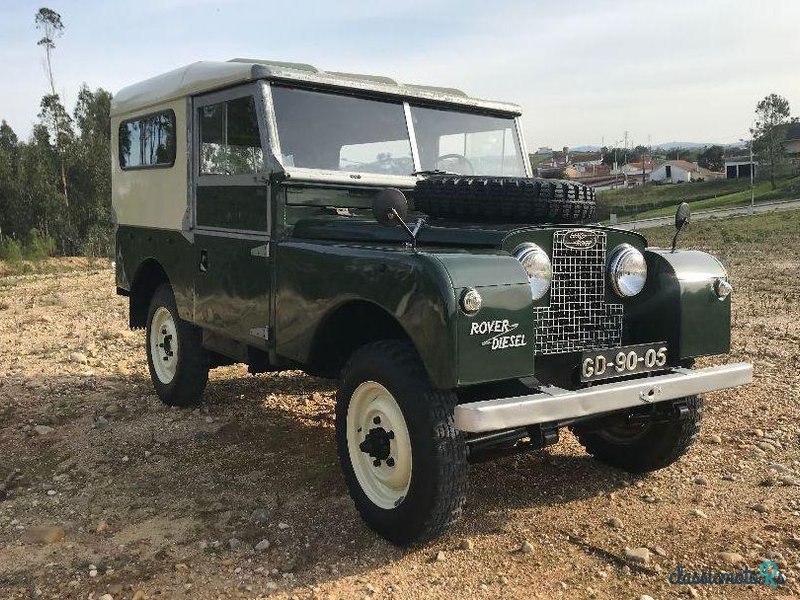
[572, 395, 703, 473]
[146, 284, 209, 407]
[336, 340, 468, 545]
[413, 175, 596, 224]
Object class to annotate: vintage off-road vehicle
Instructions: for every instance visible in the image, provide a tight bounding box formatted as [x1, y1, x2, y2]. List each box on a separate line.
[111, 59, 752, 545]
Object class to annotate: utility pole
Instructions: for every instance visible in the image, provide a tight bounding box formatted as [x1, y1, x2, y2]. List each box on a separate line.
[739, 137, 756, 214]
[748, 139, 755, 214]
[623, 130, 629, 165]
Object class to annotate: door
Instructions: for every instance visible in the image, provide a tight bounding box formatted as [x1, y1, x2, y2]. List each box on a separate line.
[192, 85, 272, 348]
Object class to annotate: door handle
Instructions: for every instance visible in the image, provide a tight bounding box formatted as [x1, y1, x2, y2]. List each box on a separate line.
[199, 250, 208, 273]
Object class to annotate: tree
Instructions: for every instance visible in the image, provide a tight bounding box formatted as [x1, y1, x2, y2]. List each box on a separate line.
[34, 7, 69, 205]
[751, 93, 791, 190]
[71, 86, 113, 256]
[35, 8, 64, 96]
[697, 145, 724, 172]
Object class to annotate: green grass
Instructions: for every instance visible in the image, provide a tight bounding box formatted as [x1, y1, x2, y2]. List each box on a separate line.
[643, 206, 800, 255]
[599, 175, 800, 222]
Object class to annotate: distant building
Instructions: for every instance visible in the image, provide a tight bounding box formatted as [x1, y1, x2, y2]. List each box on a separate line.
[784, 124, 800, 173]
[649, 160, 721, 183]
[726, 124, 800, 179]
[782, 123, 800, 155]
[724, 156, 757, 180]
[536, 146, 553, 154]
[619, 161, 657, 177]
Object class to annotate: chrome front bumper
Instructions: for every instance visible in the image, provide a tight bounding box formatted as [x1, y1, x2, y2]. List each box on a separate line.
[454, 362, 753, 433]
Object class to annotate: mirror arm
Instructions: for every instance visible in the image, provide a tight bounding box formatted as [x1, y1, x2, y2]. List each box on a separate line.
[391, 208, 416, 239]
[671, 222, 688, 253]
[390, 209, 426, 252]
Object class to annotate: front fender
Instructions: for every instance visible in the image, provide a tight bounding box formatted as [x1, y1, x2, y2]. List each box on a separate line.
[275, 243, 537, 389]
[430, 252, 535, 386]
[275, 241, 458, 387]
[626, 248, 731, 359]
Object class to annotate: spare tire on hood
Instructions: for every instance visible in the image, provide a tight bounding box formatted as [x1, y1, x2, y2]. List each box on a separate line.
[413, 175, 596, 224]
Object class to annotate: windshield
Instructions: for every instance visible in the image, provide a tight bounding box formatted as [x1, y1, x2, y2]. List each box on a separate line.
[269, 85, 525, 178]
[410, 106, 525, 177]
[271, 86, 413, 176]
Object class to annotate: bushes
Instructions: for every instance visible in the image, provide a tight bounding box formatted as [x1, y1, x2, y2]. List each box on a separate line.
[0, 229, 56, 263]
[0, 239, 23, 262]
[24, 229, 56, 260]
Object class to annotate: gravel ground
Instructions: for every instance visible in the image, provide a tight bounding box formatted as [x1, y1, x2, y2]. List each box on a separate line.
[0, 211, 798, 599]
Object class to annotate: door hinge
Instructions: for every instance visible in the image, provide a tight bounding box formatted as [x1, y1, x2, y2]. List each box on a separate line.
[249, 327, 270, 341]
[250, 244, 269, 258]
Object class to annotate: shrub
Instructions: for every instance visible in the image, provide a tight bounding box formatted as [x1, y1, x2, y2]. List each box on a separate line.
[23, 229, 56, 261]
[0, 238, 23, 263]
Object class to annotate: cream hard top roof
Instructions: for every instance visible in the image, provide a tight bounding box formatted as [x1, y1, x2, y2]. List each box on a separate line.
[110, 59, 522, 117]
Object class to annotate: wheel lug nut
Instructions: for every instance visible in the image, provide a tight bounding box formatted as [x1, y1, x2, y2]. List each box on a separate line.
[373, 459, 381, 467]
[386, 457, 395, 467]
[373, 416, 381, 424]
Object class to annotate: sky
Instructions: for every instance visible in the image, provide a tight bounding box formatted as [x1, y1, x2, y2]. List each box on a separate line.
[0, 0, 798, 150]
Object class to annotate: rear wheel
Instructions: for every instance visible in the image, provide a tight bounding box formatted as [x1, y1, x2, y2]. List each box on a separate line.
[336, 341, 468, 545]
[572, 395, 703, 473]
[146, 284, 209, 407]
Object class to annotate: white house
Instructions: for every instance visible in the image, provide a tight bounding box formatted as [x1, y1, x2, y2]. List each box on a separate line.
[649, 160, 720, 183]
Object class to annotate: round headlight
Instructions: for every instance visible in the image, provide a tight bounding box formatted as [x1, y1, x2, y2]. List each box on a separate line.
[609, 244, 647, 297]
[514, 243, 552, 300]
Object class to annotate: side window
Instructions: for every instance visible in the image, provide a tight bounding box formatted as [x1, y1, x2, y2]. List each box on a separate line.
[199, 96, 263, 175]
[119, 111, 176, 169]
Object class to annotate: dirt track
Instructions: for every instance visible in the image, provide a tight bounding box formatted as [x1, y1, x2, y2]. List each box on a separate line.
[1, 211, 799, 599]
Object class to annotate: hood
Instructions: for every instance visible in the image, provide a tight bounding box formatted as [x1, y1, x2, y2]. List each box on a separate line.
[290, 215, 645, 250]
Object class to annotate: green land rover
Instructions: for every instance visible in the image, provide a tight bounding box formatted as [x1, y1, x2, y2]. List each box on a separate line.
[111, 59, 752, 545]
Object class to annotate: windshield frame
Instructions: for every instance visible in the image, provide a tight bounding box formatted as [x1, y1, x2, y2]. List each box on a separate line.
[260, 81, 531, 186]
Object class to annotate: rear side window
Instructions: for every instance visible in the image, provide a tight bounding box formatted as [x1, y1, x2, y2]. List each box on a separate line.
[119, 110, 176, 169]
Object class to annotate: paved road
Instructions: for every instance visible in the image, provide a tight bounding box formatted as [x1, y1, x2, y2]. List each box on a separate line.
[615, 198, 800, 230]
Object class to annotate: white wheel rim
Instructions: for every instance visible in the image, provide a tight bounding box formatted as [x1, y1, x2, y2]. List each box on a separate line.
[347, 381, 412, 510]
[150, 306, 179, 385]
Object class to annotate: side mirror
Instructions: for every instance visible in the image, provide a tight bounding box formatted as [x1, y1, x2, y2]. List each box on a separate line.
[672, 202, 691, 252]
[675, 202, 691, 231]
[372, 187, 425, 251]
[372, 188, 408, 227]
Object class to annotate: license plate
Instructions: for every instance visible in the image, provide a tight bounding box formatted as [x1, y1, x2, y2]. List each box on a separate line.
[580, 342, 668, 382]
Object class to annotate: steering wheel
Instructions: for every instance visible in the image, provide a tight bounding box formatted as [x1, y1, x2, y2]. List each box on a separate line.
[436, 153, 475, 175]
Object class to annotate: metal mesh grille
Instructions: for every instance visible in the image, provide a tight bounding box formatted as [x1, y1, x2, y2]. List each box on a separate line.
[532, 230, 623, 355]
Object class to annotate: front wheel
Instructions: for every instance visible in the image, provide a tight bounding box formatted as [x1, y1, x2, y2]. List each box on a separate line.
[336, 341, 468, 545]
[146, 284, 209, 407]
[572, 395, 703, 473]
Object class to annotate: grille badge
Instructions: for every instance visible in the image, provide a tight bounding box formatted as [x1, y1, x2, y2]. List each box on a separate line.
[563, 230, 598, 250]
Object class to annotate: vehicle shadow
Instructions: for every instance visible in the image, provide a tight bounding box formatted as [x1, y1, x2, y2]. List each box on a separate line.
[1, 367, 632, 594]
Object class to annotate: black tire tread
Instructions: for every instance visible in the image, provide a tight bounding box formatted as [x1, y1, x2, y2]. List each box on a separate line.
[336, 340, 468, 545]
[572, 395, 703, 473]
[413, 175, 596, 224]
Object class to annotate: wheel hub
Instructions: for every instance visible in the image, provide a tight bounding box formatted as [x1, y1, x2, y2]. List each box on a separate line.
[159, 329, 174, 360]
[359, 426, 395, 466]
